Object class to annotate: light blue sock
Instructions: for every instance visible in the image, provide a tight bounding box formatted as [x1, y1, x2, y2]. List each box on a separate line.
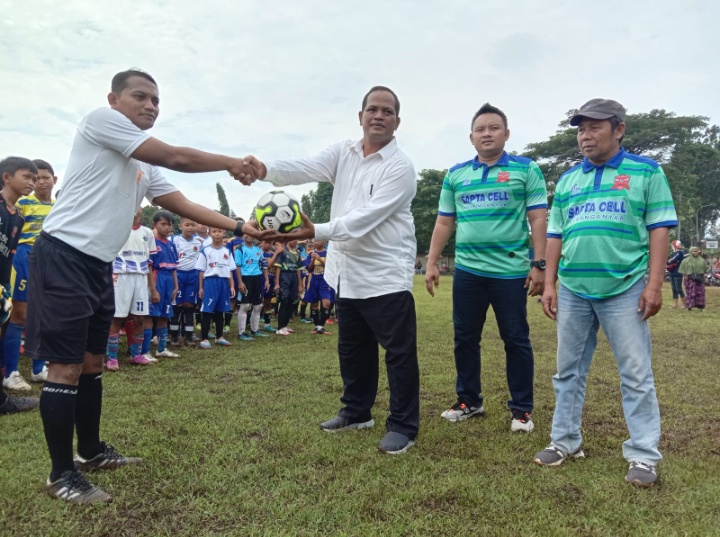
[142, 329, 152, 355]
[130, 333, 143, 358]
[106, 333, 119, 360]
[157, 327, 168, 352]
[3, 322, 23, 378]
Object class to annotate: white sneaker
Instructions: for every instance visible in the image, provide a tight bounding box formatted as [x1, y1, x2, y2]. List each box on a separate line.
[31, 366, 49, 383]
[510, 410, 535, 433]
[3, 371, 31, 391]
[155, 349, 180, 358]
[150, 336, 158, 346]
[142, 353, 159, 363]
[276, 328, 290, 336]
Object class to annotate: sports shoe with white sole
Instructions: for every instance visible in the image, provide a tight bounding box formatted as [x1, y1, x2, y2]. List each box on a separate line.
[3, 371, 31, 391]
[46, 469, 112, 504]
[31, 366, 49, 383]
[510, 409, 535, 433]
[0, 395, 39, 414]
[378, 431, 416, 455]
[199, 339, 212, 349]
[74, 441, 142, 472]
[533, 445, 585, 466]
[155, 349, 180, 358]
[130, 355, 152, 365]
[250, 330, 269, 338]
[276, 328, 290, 336]
[215, 337, 233, 346]
[320, 415, 374, 433]
[625, 461, 658, 487]
[106, 359, 120, 371]
[440, 401, 485, 422]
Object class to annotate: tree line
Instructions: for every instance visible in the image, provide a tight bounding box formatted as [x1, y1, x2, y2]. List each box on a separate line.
[301, 109, 720, 255]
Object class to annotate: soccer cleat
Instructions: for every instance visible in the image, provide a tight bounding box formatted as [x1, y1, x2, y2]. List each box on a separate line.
[300, 318, 312, 324]
[155, 349, 180, 358]
[150, 336, 158, 346]
[238, 333, 254, 341]
[141, 353, 158, 363]
[326, 318, 334, 325]
[199, 339, 212, 349]
[250, 330, 269, 338]
[106, 359, 120, 371]
[263, 324, 275, 332]
[183, 338, 196, 347]
[224, 325, 230, 333]
[46, 470, 112, 504]
[276, 328, 290, 336]
[3, 371, 31, 391]
[0, 395, 39, 414]
[284, 328, 295, 333]
[169, 338, 182, 347]
[533, 445, 585, 467]
[440, 401, 485, 422]
[74, 441, 143, 472]
[510, 409, 535, 433]
[31, 365, 49, 382]
[215, 337, 233, 347]
[311, 327, 332, 335]
[208, 332, 216, 339]
[625, 462, 658, 487]
[378, 432, 416, 455]
[320, 415, 375, 433]
[129, 355, 152, 365]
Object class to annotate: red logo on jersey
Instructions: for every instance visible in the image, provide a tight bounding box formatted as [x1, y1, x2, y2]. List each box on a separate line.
[497, 171, 510, 183]
[612, 175, 631, 190]
[223, 254, 228, 260]
[136, 170, 143, 184]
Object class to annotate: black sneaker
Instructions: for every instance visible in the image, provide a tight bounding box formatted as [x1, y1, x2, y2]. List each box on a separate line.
[378, 431, 416, 455]
[440, 401, 485, 422]
[74, 442, 143, 472]
[320, 415, 374, 433]
[0, 395, 39, 415]
[625, 461, 658, 487]
[46, 469, 112, 504]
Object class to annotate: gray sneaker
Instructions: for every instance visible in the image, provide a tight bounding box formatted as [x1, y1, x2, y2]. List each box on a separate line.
[320, 415, 374, 433]
[0, 395, 39, 415]
[625, 462, 658, 487]
[533, 445, 585, 466]
[378, 432, 416, 455]
[46, 470, 112, 504]
[440, 401, 485, 422]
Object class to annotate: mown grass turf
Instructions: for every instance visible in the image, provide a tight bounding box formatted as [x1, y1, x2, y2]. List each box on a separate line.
[2, 277, 719, 536]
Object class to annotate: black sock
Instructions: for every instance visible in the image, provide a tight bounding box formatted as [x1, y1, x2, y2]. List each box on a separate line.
[41, 382, 78, 481]
[183, 308, 195, 341]
[201, 312, 213, 340]
[224, 311, 233, 328]
[311, 308, 320, 326]
[195, 311, 202, 326]
[320, 307, 330, 327]
[264, 310, 271, 324]
[300, 303, 308, 318]
[75, 373, 103, 460]
[215, 311, 225, 338]
[171, 306, 183, 340]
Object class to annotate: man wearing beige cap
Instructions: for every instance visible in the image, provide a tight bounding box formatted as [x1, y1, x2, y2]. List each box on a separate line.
[533, 99, 678, 487]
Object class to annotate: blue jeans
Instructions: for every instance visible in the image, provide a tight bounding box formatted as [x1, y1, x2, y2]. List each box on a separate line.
[551, 279, 662, 465]
[670, 274, 685, 299]
[452, 268, 534, 412]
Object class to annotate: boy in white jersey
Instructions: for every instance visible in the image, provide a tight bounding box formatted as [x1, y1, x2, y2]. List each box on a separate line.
[196, 227, 238, 348]
[170, 217, 203, 346]
[106, 209, 158, 370]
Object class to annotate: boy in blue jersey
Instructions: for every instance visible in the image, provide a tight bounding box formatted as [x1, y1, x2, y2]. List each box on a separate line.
[297, 242, 313, 322]
[234, 234, 268, 340]
[224, 221, 245, 332]
[303, 240, 333, 335]
[170, 217, 203, 346]
[146, 210, 180, 358]
[4, 159, 56, 389]
[0, 157, 39, 413]
[274, 240, 304, 335]
[197, 227, 237, 348]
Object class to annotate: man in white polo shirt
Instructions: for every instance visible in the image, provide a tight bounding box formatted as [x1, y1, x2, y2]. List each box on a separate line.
[26, 69, 269, 504]
[241, 86, 419, 455]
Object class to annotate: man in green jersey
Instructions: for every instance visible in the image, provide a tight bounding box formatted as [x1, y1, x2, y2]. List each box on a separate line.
[533, 99, 677, 488]
[425, 103, 548, 433]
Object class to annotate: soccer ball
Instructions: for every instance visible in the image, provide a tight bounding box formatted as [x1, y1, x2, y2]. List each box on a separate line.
[252, 190, 303, 233]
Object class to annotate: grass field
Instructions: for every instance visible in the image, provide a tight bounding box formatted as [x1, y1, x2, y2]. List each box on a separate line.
[2, 277, 719, 536]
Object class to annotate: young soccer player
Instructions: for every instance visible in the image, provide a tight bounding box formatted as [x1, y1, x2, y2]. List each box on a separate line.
[304, 240, 333, 335]
[145, 210, 180, 359]
[298, 242, 313, 323]
[170, 217, 203, 346]
[195, 223, 212, 248]
[223, 220, 246, 332]
[106, 209, 158, 369]
[261, 240, 278, 331]
[274, 240, 303, 335]
[197, 227, 238, 348]
[3, 159, 56, 389]
[0, 157, 38, 402]
[234, 234, 269, 340]
[25, 69, 274, 504]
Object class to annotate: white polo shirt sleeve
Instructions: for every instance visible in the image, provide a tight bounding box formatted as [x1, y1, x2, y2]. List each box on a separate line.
[82, 108, 151, 157]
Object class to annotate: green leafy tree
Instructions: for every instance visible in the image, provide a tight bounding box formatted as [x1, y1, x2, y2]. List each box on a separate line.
[216, 183, 230, 217]
[412, 169, 454, 255]
[301, 182, 334, 223]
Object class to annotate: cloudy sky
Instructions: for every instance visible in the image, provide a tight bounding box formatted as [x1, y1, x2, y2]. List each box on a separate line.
[2, 0, 719, 220]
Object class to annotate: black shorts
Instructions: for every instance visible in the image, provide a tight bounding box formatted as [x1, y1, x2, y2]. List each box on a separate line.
[239, 275, 263, 306]
[25, 233, 114, 364]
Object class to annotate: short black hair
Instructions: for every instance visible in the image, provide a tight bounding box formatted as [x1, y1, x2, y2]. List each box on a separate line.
[111, 69, 157, 94]
[361, 86, 400, 116]
[609, 116, 625, 144]
[471, 103, 508, 130]
[0, 156, 38, 177]
[152, 209, 174, 224]
[32, 159, 54, 177]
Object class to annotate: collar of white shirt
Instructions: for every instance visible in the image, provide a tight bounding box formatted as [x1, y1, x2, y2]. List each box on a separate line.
[348, 137, 399, 160]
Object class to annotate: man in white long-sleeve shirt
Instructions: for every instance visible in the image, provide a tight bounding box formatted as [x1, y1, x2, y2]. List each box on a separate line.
[242, 86, 419, 454]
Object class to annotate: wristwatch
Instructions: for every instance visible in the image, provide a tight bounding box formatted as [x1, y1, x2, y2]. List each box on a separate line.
[234, 220, 244, 237]
[530, 259, 546, 270]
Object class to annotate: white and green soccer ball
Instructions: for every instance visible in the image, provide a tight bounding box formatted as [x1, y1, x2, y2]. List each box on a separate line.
[252, 190, 302, 233]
